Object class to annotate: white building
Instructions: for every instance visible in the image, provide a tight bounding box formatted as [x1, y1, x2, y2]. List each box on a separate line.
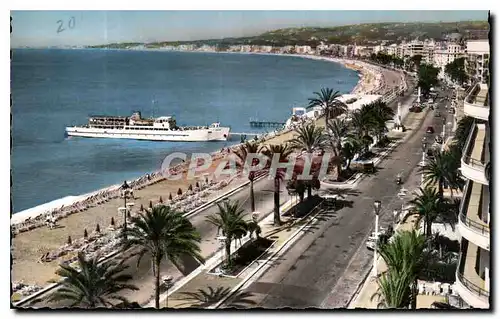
[454, 82, 490, 309]
[465, 40, 490, 84]
[433, 43, 465, 79]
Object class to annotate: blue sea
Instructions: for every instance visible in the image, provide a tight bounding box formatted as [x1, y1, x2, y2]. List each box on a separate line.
[11, 49, 358, 213]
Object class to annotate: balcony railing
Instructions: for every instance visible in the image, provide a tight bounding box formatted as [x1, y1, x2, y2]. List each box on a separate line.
[459, 209, 489, 236]
[458, 180, 489, 236]
[462, 155, 486, 170]
[456, 241, 490, 300]
[456, 271, 490, 299]
[464, 83, 489, 120]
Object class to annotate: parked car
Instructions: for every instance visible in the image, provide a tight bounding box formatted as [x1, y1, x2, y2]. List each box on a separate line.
[426, 126, 435, 134]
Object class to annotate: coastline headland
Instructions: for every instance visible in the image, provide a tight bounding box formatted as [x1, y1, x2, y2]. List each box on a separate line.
[11, 51, 405, 295]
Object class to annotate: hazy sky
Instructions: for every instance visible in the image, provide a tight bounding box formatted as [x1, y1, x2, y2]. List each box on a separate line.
[11, 10, 489, 47]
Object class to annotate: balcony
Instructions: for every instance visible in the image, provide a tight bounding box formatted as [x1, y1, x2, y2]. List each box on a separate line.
[464, 83, 489, 120]
[461, 123, 488, 185]
[455, 240, 490, 309]
[458, 180, 489, 250]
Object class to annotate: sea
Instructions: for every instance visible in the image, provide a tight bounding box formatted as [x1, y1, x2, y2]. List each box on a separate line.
[11, 49, 359, 213]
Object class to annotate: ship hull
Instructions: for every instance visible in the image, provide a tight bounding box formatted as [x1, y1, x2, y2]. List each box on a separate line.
[65, 126, 230, 142]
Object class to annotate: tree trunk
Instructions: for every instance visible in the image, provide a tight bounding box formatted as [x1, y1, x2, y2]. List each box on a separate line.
[274, 178, 281, 226]
[438, 179, 444, 201]
[346, 158, 352, 171]
[411, 278, 418, 309]
[154, 257, 161, 309]
[250, 179, 255, 212]
[225, 240, 232, 266]
[422, 219, 427, 237]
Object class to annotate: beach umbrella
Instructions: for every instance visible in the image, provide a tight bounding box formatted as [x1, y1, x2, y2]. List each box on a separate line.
[177, 188, 183, 196]
[188, 184, 193, 191]
[168, 193, 173, 201]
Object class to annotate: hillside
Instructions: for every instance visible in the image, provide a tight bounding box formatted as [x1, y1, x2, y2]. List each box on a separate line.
[89, 20, 490, 48]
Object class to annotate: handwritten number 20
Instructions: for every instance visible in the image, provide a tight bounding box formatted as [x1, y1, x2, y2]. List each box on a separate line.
[57, 17, 76, 33]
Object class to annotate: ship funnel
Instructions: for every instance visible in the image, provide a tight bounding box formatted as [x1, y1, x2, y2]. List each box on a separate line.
[131, 111, 142, 120]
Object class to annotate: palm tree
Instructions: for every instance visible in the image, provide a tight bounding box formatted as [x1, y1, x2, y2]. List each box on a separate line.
[261, 143, 294, 226]
[420, 151, 457, 200]
[46, 252, 138, 308]
[453, 116, 474, 150]
[370, 269, 414, 309]
[444, 145, 465, 197]
[179, 286, 257, 308]
[377, 230, 427, 309]
[233, 141, 262, 212]
[407, 187, 441, 238]
[341, 140, 357, 171]
[289, 123, 328, 153]
[307, 88, 347, 125]
[290, 123, 327, 197]
[122, 205, 203, 309]
[327, 118, 349, 179]
[363, 100, 395, 142]
[206, 200, 248, 270]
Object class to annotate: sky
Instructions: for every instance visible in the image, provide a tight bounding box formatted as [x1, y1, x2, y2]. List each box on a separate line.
[10, 10, 489, 48]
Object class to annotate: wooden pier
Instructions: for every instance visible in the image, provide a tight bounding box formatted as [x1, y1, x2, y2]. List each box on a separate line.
[249, 120, 285, 128]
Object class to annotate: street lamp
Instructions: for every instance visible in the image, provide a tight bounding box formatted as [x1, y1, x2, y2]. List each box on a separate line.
[372, 200, 382, 278]
[120, 181, 133, 239]
[162, 275, 173, 308]
[216, 235, 227, 275]
[421, 142, 427, 186]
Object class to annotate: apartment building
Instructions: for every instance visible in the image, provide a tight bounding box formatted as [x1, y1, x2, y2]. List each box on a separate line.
[455, 82, 490, 309]
[465, 40, 490, 84]
[433, 43, 465, 79]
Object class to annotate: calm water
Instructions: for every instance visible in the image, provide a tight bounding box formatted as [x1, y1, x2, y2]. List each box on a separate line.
[11, 49, 358, 212]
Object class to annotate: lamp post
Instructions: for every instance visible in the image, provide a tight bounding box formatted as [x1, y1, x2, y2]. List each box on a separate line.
[120, 181, 133, 240]
[372, 200, 382, 278]
[162, 275, 173, 308]
[216, 235, 227, 275]
[421, 141, 427, 186]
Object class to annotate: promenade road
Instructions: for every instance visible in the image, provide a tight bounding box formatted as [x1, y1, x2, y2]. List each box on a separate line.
[235, 88, 455, 309]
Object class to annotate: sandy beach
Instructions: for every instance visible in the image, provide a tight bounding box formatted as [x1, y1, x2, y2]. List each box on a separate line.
[11, 52, 400, 296]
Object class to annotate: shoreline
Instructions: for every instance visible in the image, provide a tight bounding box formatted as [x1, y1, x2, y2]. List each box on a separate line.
[11, 51, 383, 225]
[11, 50, 404, 294]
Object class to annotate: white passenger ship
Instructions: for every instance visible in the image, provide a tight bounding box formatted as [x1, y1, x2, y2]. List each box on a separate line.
[65, 111, 230, 142]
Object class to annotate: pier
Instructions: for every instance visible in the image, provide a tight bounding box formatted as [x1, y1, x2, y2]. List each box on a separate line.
[249, 120, 285, 128]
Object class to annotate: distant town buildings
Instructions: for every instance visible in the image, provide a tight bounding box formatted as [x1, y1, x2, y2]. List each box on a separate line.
[121, 33, 489, 84]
